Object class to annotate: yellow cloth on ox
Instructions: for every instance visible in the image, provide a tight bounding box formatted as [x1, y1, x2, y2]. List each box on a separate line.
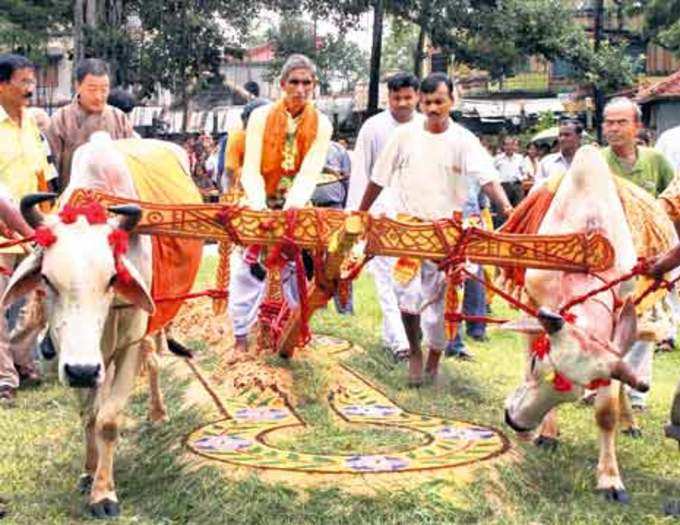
[615, 176, 676, 312]
[114, 139, 204, 335]
[501, 171, 675, 314]
[659, 171, 680, 222]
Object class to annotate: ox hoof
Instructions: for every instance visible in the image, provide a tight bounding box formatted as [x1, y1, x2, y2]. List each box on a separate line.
[77, 474, 93, 494]
[622, 427, 643, 439]
[533, 435, 559, 451]
[664, 500, 680, 517]
[664, 424, 680, 444]
[601, 488, 630, 504]
[89, 498, 120, 519]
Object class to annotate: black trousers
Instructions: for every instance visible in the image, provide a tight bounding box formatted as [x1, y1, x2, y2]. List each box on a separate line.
[492, 181, 525, 228]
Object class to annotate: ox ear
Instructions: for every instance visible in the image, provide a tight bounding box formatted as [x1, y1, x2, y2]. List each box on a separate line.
[113, 256, 155, 315]
[0, 251, 43, 307]
[613, 298, 637, 355]
[500, 317, 544, 335]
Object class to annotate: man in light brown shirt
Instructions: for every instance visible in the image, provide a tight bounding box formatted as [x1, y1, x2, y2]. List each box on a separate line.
[47, 58, 133, 189]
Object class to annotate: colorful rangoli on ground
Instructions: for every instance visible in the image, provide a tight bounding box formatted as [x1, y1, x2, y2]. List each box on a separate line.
[183, 335, 510, 475]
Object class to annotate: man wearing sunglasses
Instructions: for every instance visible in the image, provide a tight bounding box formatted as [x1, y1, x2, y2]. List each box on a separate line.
[230, 54, 332, 353]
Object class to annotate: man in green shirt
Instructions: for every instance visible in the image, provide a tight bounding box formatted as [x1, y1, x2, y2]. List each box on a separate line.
[601, 97, 676, 410]
[602, 97, 674, 197]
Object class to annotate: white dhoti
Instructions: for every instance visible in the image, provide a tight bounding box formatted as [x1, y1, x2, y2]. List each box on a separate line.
[228, 249, 299, 338]
[368, 256, 410, 354]
[393, 260, 447, 352]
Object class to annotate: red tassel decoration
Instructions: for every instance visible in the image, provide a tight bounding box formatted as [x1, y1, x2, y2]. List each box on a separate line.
[553, 372, 573, 392]
[34, 227, 57, 247]
[531, 333, 551, 359]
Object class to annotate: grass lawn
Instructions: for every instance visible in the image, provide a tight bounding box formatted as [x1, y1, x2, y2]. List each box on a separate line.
[2, 255, 680, 524]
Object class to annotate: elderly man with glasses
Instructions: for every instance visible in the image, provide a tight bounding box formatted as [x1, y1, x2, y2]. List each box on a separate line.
[229, 54, 332, 353]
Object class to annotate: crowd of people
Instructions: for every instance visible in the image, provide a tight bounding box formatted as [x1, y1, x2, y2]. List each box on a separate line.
[3, 47, 680, 404]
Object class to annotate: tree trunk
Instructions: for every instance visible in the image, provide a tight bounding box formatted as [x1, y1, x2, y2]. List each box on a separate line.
[85, 0, 98, 27]
[414, 24, 426, 78]
[368, 0, 384, 117]
[593, 0, 605, 143]
[74, 0, 85, 67]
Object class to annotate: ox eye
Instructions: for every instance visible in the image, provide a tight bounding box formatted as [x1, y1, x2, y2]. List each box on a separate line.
[42, 275, 57, 294]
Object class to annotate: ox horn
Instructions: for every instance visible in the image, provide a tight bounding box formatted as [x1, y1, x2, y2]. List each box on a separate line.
[108, 205, 142, 232]
[537, 308, 565, 334]
[20, 193, 57, 228]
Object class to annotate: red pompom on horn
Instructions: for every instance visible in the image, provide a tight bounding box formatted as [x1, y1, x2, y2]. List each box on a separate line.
[58, 201, 108, 225]
[58, 205, 78, 224]
[82, 201, 108, 224]
[34, 226, 57, 247]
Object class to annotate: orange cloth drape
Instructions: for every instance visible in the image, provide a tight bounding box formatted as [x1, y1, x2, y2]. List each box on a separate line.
[261, 99, 318, 197]
[499, 185, 557, 287]
[115, 139, 204, 335]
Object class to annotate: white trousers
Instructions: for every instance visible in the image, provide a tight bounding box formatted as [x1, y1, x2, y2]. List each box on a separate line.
[625, 340, 653, 405]
[367, 256, 409, 353]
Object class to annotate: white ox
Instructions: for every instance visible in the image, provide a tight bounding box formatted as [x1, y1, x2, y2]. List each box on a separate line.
[502, 145, 673, 502]
[1, 133, 193, 518]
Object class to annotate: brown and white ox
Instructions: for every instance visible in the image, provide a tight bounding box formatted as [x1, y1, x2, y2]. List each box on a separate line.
[1, 133, 193, 518]
[503, 145, 671, 503]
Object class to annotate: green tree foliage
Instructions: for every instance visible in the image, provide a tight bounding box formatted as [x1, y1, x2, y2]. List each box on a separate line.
[643, 0, 680, 54]
[388, 0, 638, 91]
[0, 0, 71, 61]
[381, 16, 420, 74]
[122, 0, 258, 100]
[266, 18, 368, 93]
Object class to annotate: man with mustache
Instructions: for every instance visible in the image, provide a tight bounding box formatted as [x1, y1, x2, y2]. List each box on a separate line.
[229, 54, 332, 353]
[0, 54, 48, 405]
[359, 72, 512, 386]
[602, 97, 675, 410]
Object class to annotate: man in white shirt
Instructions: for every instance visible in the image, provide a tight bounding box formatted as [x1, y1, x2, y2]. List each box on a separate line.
[346, 72, 422, 361]
[359, 73, 512, 386]
[493, 136, 525, 209]
[229, 54, 332, 353]
[657, 124, 680, 174]
[532, 120, 582, 192]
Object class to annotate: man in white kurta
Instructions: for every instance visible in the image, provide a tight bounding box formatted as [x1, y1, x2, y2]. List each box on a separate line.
[346, 72, 422, 361]
[229, 55, 332, 353]
[359, 73, 512, 386]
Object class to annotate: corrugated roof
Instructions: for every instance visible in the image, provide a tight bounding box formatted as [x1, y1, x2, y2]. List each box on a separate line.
[637, 69, 680, 103]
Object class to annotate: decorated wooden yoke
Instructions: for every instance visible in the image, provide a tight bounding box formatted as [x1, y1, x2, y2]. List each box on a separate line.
[69, 189, 615, 357]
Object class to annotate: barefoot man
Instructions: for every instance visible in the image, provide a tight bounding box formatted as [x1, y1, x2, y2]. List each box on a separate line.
[229, 54, 332, 352]
[359, 73, 512, 385]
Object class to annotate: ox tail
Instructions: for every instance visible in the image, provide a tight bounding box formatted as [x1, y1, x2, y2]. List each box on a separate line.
[167, 338, 194, 359]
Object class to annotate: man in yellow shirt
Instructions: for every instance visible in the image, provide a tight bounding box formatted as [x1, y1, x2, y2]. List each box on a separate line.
[0, 54, 47, 405]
